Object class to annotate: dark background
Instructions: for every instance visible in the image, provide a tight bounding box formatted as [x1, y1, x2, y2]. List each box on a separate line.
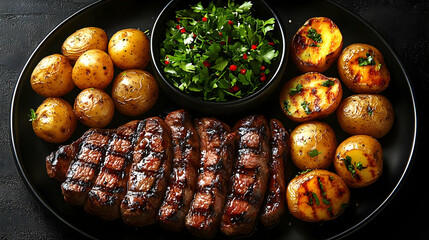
[1, 0, 428, 239]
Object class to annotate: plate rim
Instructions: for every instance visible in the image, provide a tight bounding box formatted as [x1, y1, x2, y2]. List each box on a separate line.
[9, 0, 418, 239]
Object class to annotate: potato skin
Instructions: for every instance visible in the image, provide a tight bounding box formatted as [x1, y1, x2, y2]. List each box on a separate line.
[336, 94, 394, 138]
[73, 88, 115, 128]
[32, 97, 77, 143]
[61, 27, 108, 64]
[30, 54, 75, 97]
[291, 17, 343, 73]
[279, 72, 343, 122]
[108, 28, 150, 70]
[111, 69, 159, 116]
[286, 169, 350, 222]
[290, 121, 337, 170]
[72, 49, 114, 90]
[338, 43, 390, 93]
[334, 135, 383, 188]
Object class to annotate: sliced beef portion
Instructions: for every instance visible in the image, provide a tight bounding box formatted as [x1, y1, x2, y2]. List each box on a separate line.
[120, 117, 173, 227]
[46, 136, 82, 182]
[157, 110, 200, 231]
[61, 129, 115, 206]
[220, 115, 270, 237]
[84, 120, 143, 220]
[259, 119, 289, 227]
[185, 118, 236, 239]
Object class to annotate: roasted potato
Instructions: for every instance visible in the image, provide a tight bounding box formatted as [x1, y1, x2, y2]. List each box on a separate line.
[72, 49, 114, 90]
[61, 27, 108, 64]
[30, 54, 75, 97]
[336, 94, 394, 138]
[334, 135, 383, 188]
[291, 17, 343, 73]
[111, 69, 159, 116]
[279, 72, 343, 122]
[338, 43, 390, 93]
[108, 28, 150, 70]
[74, 88, 115, 128]
[286, 169, 350, 222]
[31, 97, 76, 143]
[290, 121, 337, 170]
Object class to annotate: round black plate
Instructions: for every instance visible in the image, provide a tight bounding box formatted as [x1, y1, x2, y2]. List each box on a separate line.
[10, 0, 417, 239]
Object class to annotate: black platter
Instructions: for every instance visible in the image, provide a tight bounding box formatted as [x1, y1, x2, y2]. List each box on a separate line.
[10, 0, 417, 239]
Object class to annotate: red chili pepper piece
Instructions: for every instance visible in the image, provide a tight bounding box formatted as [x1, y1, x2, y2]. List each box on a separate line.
[260, 75, 266, 82]
[229, 65, 237, 71]
[203, 61, 210, 68]
[202, 16, 208, 22]
[180, 28, 186, 33]
[176, 24, 181, 29]
[260, 65, 266, 71]
[269, 42, 275, 46]
[251, 44, 257, 50]
[229, 85, 239, 92]
[228, 20, 233, 25]
[165, 60, 170, 65]
[243, 54, 248, 60]
[240, 69, 247, 74]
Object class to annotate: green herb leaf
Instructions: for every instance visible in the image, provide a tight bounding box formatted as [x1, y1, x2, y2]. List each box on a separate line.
[321, 80, 335, 87]
[289, 83, 303, 95]
[307, 28, 323, 43]
[301, 101, 311, 115]
[237, 1, 253, 13]
[367, 105, 374, 115]
[282, 100, 291, 115]
[358, 52, 376, 66]
[356, 162, 367, 171]
[342, 155, 356, 177]
[312, 192, 320, 206]
[28, 109, 37, 122]
[308, 149, 321, 157]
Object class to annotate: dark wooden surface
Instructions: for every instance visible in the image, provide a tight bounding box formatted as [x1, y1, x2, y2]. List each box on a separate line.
[1, 0, 428, 239]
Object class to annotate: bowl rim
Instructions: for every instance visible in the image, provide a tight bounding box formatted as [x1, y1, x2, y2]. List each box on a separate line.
[150, 0, 287, 107]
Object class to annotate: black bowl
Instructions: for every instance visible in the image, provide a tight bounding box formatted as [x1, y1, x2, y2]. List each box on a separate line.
[150, 0, 287, 115]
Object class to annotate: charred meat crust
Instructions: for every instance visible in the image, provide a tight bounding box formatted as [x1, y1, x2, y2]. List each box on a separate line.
[259, 119, 289, 227]
[120, 117, 173, 227]
[157, 110, 200, 232]
[220, 115, 270, 236]
[185, 118, 236, 239]
[61, 128, 116, 206]
[84, 120, 142, 220]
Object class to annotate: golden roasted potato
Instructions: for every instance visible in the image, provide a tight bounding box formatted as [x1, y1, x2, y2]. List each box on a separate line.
[30, 54, 74, 97]
[338, 43, 390, 93]
[31, 97, 76, 143]
[108, 28, 150, 70]
[72, 49, 114, 90]
[334, 135, 383, 188]
[61, 27, 108, 64]
[336, 94, 394, 138]
[111, 69, 159, 116]
[286, 169, 350, 222]
[290, 121, 337, 170]
[291, 17, 343, 73]
[279, 72, 343, 122]
[73, 88, 115, 128]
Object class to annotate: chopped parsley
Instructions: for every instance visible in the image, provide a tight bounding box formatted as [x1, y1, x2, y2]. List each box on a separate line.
[367, 105, 374, 115]
[321, 80, 335, 87]
[307, 28, 323, 44]
[160, 1, 279, 102]
[341, 155, 367, 177]
[28, 109, 37, 122]
[307, 191, 320, 206]
[308, 149, 321, 157]
[358, 52, 376, 66]
[301, 101, 311, 115]
[356, 162, 367, 171]
[289, 83, 303, 95]
[282, 100, 291, 115]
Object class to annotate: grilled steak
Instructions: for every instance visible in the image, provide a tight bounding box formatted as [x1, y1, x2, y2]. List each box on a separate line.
[46, 137, 81, 182]
[84, 120, 143, 220]
[157, 110, 200, 231]
[220, 115, 270, 237]
[120, 117, 173, 227]
[259, 119, 289, 227]
[185, 118, 236, 239]
[61, 128, 115, 205]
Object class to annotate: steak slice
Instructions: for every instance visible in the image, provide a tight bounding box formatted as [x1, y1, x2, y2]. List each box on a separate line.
[157, 110, 200, 231]
[120, 117, 173, 227]
[185, 118, 236, 239]
[84, 120, 143, 220]
[61, 128, 115, 206]
[259, 119, 289, 227]
[221, 115, 271, 237]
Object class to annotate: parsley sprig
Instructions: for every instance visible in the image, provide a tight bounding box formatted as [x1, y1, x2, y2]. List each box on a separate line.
[160, 1, 279, 102]
[358, 52, 376, 66]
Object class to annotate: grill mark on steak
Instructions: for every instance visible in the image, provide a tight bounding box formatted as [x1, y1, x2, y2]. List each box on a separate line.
[157, 110, 200, 232]
[259, 119, 289, 227]
[61, 129, 115, 206]
[185, 118, 236, 239]
[84, 120, 143, 220]
[120, 117, 173, 227]
[221, 115, 270, 237]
